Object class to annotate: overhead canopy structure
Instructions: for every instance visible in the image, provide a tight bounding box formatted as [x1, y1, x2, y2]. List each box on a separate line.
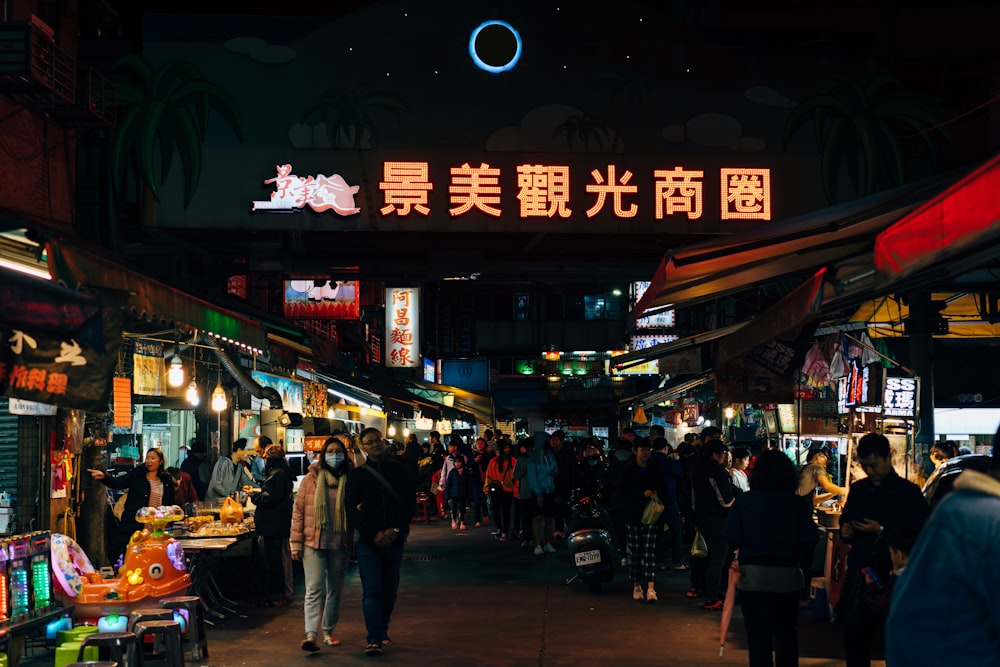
[620, 372, 714, 410]
[47, 240, 268, 353]
[851, 293, 1000, 338]
[406, 379, 495, 425]
[632, 175, 956, 320]
[612, 322, 748, 370]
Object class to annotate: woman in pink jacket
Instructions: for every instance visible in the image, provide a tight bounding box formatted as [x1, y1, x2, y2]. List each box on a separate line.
[291, 435, 354, 652]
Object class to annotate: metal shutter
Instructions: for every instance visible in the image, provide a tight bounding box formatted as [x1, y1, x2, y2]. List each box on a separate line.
[0, 398, 18, 503]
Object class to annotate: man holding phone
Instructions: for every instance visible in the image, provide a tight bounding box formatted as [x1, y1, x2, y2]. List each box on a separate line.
[838, 433, 929, 667]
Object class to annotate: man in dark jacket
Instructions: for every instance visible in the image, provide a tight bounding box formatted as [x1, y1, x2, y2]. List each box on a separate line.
[345, 427, 416, 657]
[839, 433, 928, 667]
[692, 437, 735, 609]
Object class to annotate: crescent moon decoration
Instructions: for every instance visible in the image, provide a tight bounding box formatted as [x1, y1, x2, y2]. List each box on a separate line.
[469, 20, 522, 73]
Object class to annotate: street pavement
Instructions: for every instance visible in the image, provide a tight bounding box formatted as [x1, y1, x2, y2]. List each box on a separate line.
[24, 516, 886, 666]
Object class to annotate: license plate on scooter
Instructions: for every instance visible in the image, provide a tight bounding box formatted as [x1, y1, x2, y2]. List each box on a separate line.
[574, 549, 602, 566]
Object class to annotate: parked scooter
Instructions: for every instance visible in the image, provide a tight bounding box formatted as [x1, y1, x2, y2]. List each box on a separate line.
[564, 493, 616, 593]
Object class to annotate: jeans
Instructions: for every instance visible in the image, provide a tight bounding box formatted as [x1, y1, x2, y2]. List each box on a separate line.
[355, 540, 404, 645]
[471, 486, 486, 523]
[302, 545, 349, 639]
[740, 590, 801, 667]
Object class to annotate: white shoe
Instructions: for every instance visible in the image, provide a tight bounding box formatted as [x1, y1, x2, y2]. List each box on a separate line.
[632, 585, 644, 601]
[533, 545, 544, 556]
[451, 520, 457, 529]
[543, 543, 557, 554]
[646, 589, 658, 603]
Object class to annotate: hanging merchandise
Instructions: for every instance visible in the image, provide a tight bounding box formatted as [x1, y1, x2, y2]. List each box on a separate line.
[633, 405, 649, 424]
[802, 343, 832, 388]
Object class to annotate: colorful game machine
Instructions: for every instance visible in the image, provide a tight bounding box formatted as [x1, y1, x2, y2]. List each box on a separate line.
[4, 534, 32, 625]
[51, 506, 190, 620]
[0, 537, 10, 626]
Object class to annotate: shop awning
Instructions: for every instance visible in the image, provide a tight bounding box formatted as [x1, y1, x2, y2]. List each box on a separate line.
[405, 379, 495, 424]
[299, 369, 384, 411]
[715, 267, 828, 367]
[47, 240, 268, 353]
[875, 152, 1000, 287]
[0, 266, 102, 337]
[347, 371, 443, 420]
[633, 176, 954, 320]
[612, 322, 748, 370]
[620, 372, 714, 408]
[851, 292, 1000, 338]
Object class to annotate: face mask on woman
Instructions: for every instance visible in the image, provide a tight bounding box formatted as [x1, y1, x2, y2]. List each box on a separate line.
[325, 452, 345, 469]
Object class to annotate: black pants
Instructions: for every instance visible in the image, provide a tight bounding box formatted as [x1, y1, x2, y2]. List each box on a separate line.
[262, 536, 287, 602]
[491, 490, 513, 535]
[840, 570, 886, 667]
[740, 590, 801, 667]
[695, 512, 729, 603]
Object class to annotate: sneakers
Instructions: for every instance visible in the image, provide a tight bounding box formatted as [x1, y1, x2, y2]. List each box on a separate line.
[323, 636, 340, 646]
[674, 563, 691, 571]
[459, 522, 468, 531]
[499, 533, 509, 541]
[473, 521, 482, 528]
[533, 545, 544, 556]
[451, 520, 458, 529]
[632, 585, 644, 601]
[646, 589, 658, 603]
[364, 643, 383, 657]
[301, 637, 320, 652]
[704, 600, 724, 611]
[543, 543, 557, 554]
[520, 540, 532, 549]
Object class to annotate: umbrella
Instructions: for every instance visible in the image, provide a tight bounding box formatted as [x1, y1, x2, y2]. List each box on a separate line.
[719, 559, 741, 656]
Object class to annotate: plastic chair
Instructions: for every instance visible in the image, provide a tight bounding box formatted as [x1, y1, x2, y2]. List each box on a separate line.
[78, 631, 139, 667]
[412, 492, 431, 524]
[132, 620, 184, 667]
[159, 595, 209, 660]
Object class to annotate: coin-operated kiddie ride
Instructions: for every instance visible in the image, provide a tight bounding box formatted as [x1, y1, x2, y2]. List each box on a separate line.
[51, 505, 191, 620]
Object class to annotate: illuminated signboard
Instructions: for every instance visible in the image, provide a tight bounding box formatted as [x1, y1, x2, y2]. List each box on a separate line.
[264, 161, 773, 223]
[379, 162, 771, 222]
[386, 287, 420, 368]
[837, 368, 918, 418]
[283, 280, 360, 320]
[633, 281, 675, 328]
[620, 334, 678, 375]
[251, 164, 360, 214]
[251, 370, 304, 412]
[422, 357, 436, 383]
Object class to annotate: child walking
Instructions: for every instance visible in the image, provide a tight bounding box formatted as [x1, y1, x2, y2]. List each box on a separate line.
[445, 456, 472, 531]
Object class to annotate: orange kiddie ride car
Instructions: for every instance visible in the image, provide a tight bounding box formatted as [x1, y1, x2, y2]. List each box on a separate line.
[51, 505, 191, 618]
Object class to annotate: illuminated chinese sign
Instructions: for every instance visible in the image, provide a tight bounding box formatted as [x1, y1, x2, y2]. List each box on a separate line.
[377, 162, 771, 222]
[251, 164, 361, 215]
[619, 334, 678, 375]
[633, 281, 675, 329]
[386, 287, 420, 368]
[838, 373, 919, 418]
[283, 280, 360, 320]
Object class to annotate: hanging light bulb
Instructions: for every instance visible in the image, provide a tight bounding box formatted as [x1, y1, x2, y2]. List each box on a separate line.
[186, 380, 200, 406]
[211, 366, 227, 412]
[403, 427, 410, 439]
[387, 424, 397, 438]
[167, 345, 185, 388]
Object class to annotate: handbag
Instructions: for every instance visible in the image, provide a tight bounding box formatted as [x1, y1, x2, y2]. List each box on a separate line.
[690, 529, 708, 558]
[641, 493, 665, 525]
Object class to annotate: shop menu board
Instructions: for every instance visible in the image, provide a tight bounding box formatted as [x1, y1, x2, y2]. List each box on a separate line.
[777, 404, 797, 433]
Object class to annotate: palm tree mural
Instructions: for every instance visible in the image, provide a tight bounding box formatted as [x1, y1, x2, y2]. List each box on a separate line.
[553, 113, 616, 152]
[301, 84, 407, 149]
[783, 71, 949, 204]
[109, 55, 243, 224]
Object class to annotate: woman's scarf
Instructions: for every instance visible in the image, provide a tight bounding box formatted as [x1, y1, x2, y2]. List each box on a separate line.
[313, 466, 348, 533]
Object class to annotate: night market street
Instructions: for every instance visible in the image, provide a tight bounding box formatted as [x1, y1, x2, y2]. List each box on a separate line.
[24, 517, 881, 667]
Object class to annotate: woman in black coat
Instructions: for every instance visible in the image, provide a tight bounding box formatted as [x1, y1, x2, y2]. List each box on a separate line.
[247, 444, 294, 606]
[88, 448, 176, 566]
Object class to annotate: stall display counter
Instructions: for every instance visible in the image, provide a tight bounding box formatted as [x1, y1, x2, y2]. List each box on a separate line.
[175, 531, 254, 625]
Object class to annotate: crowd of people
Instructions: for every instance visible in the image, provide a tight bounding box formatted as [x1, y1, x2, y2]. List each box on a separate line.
[87, 420, 1000, 664]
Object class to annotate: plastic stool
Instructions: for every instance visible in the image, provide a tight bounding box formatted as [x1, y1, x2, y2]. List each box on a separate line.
[412, 492, 431, 524]
[132, 621, 184, 667]
[56, 642, 98, 667]
[160, 595, 209, 660]
[127, 608, 173, 633]
[78, 631, 139, 667]
[59, 625, 100, 646]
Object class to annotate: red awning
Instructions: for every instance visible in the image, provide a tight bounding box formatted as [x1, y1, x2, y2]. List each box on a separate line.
[874, 152, 1000, 286]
